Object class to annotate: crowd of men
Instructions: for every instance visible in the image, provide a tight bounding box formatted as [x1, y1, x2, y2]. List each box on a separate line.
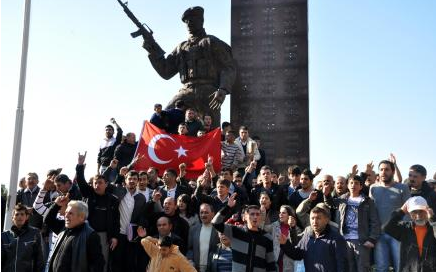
[2, 107, 436, 272]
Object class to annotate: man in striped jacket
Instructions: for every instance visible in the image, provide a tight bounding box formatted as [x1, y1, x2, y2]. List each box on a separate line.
[212, 193, 277, 272]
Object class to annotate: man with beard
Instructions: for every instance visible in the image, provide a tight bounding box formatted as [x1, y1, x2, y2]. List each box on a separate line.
[384, 196, 436, 272]
[112, 170, 151, 272]
[158, 169, 190, 203]
[97, 118, 123, 174]
[370, 160, 410, 272]
[407, 164, 436, 213]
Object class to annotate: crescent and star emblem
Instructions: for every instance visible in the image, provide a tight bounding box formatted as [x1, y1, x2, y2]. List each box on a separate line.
[147, 134, 188, 164]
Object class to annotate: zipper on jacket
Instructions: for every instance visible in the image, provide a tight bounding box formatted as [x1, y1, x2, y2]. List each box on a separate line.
[248, 236, 255, 272]
[14, 236, 19, 272]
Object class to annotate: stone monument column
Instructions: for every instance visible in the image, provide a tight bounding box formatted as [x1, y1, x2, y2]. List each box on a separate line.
[231, 0, 309, 172]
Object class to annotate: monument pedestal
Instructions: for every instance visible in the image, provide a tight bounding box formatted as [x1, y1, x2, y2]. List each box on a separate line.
[231, 0, 309, 172]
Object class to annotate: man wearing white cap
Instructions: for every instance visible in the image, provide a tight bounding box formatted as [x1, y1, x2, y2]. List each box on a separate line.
[384, 196, 436, 272]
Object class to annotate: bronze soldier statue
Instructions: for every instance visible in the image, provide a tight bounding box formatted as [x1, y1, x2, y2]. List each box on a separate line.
[142, 6, 236, 128]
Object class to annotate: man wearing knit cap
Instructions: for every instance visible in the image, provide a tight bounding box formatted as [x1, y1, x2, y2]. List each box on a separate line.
[143, 6, 236, 128]
[384, 196, 436, 272]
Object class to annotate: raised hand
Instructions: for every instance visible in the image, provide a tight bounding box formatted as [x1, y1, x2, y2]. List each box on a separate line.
[42, 178, 54, 191]
[207, 155, 214, 165]
[351, 164, 358, 177]
[389, 153, 397, 165]
[227, 192, 237, 208]
[179, 163, 187, 177]
[401, 202, 408, 214]
[120, 166, 129, 176]
[209, 89, 227, 110]
[130, 154, 145, 166]
[309, 190, 318, 202]
[55, 194, 69, 207]
[322, 184, 332, 196]
[78, 151, 87, 165]
[365, 161, 374, 174]
[152, 189, 162, 203]
[314, 167, 322, 177]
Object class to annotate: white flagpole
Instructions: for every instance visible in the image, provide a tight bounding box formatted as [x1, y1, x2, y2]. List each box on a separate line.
[5, 0, 32, 230]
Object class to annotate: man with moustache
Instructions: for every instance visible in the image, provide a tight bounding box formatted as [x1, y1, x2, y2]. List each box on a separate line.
[75, 152, 120, 270]
[279, 206, 348, 272]
[370, 160, 410, 272]
[187, 203, 219, 271]
[45, 200, 105, 272]
[407, 164, 436, 213]
[384, 196, 436, 272]
[112, 170, 149, 272]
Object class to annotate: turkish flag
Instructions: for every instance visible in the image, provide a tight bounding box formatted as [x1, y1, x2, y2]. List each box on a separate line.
[134, 121, 222, 179]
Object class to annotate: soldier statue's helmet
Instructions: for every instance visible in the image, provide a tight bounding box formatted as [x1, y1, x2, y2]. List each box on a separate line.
[181, 6, 204, 22]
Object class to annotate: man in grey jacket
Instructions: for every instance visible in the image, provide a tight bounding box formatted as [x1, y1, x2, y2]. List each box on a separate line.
[187, 203, 219, 271]
[325, 175, 381, 272]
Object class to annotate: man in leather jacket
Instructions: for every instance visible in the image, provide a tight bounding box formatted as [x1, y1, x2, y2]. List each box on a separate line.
[1, 203, 44, 272]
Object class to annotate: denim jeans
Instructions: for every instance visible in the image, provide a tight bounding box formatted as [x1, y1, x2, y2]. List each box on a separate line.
[294, 260, 305, 272]
[374, 233, 400, 272]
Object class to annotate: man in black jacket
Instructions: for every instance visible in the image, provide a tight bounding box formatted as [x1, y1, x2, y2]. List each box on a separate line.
[408, 164, 436, 213]
[98, 118, 123, 174]
[2, 203, 44, 272]
[280, 206, 348, 272]
[45, 199, 105, 272]
[112, 170, 159, 272]
[158, 168, 191, 204]
[384, 196, 436, 272]
[76, 152, 120, 272]
[16, 172, 43, 229]
[245, 165, 288, 210]
[164, 100, 186, 134]
[114, 132, 137, 170]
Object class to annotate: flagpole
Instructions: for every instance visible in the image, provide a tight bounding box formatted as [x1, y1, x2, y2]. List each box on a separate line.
[5, 0, 32, 230]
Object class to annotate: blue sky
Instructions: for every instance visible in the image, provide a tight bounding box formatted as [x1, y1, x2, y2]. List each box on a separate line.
[1, 0, 435, 187]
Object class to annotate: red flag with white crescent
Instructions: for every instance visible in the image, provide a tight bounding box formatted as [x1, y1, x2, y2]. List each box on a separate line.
[134, 121, 221, 179]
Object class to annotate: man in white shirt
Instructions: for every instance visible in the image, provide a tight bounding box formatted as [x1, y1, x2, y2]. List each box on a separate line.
[112, 171, 148, 272]
[187, 203, 219, 272]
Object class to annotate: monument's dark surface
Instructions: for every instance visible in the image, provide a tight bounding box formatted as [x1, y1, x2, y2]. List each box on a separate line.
[230, 0, 309, 172]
